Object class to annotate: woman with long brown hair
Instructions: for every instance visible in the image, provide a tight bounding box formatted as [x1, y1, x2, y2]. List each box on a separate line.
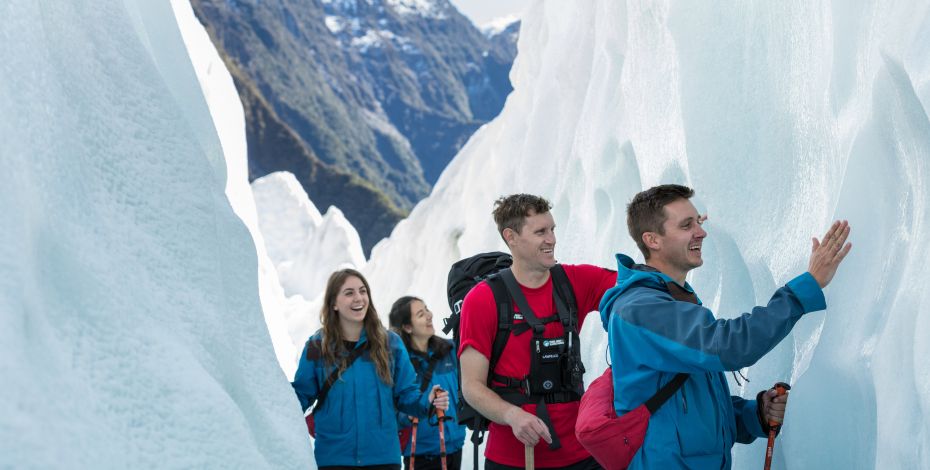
[293, 269, 448, 469]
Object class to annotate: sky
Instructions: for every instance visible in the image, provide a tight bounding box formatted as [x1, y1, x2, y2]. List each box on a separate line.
[449, 0, 530, 27]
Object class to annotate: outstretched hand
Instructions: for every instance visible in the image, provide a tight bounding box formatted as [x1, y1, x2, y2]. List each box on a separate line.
[429, 385, 449, 411]
[808, 220, 852, 288]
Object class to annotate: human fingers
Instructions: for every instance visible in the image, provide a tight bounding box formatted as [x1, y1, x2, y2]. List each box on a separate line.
[829, 222, 849, 252]
[832, 224, 851, 255]
[836, 242, 852, 261]
[836, 221, 850, 244]
[822, 220, 841, 245]
[531, 418, 552, 444]
[514, 420, 542, 447]
[437, 392, 450, 410]
[767, 409, 785, 424]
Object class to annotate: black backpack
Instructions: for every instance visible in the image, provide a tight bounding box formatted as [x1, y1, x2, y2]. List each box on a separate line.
[444, 252, 512, 432]
[444, 252, 578, 468]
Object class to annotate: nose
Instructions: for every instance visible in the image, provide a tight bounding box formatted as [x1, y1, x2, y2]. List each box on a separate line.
[695, 224, 707, 239]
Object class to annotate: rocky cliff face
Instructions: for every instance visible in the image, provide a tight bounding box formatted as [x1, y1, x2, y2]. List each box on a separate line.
[190, 0, 518, 252]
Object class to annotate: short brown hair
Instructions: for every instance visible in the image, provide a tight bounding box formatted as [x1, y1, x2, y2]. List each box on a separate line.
[492, 194, 552, 238]
[626, 184, 695, 259]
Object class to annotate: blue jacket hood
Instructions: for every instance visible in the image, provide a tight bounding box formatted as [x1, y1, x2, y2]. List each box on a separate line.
[598, 253, 698, 331]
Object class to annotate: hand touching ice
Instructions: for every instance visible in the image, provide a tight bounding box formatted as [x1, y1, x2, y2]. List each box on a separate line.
[808, 220, 852, 288]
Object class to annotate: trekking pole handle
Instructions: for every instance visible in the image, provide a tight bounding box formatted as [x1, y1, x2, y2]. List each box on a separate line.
[434, 387, 451, 421]
[764, 382, 790, 470]
[767, 382, 791, 428]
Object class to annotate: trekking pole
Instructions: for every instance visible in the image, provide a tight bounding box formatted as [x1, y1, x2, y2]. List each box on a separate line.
[524, 445, 534, 470]
[436, 408, 448, 470]
[410, 417, 419, 470]
[763, 382, 791, 470]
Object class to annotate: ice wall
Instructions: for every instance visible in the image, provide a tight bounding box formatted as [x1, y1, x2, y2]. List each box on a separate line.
[0, 1, 310, 467]
[252, 171, 365, 354]
[170, 0, 303, 386]
[357, 1, 930, 468]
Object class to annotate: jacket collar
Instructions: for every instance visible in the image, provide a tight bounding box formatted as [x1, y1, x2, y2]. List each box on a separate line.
[598, 253, 700, 330]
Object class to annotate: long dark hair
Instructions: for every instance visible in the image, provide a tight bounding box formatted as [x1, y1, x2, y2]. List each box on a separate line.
[320, 269, 392, 385]
[388, 296, 452, 359]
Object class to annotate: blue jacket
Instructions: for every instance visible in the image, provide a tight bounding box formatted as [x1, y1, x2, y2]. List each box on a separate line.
[599, 254, 826, 469]
[292, 329, 430, 467]
[397, 339, 466, 457]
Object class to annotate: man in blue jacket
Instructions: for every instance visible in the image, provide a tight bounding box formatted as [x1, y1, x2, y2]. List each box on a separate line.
[600, 184, 851, 469]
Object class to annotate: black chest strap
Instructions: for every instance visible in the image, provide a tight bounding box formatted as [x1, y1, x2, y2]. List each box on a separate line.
[497, 268, 580, 450]
[415, 349, 445, 393]
[311, 342, 370, 415]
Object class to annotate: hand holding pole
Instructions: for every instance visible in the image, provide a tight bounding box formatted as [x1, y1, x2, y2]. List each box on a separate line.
[764, 382, 791, 470]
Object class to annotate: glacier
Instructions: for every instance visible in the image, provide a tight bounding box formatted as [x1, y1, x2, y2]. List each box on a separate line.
[0, 0, 310, 467]
[252, 171, 365, 354]
[3, 0, 930, 469]
[350, 1, 930, 469]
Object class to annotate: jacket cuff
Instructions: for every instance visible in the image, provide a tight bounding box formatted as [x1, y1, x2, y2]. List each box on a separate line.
[756, 390, 781, 437]
[418, 388, 433, 416]
[787, 272, 826, 313]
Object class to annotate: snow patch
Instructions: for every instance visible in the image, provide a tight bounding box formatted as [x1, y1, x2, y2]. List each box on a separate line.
[481, 14, 519, 36]
[324, 15, 344, 34]
[386, 0, 447, 19]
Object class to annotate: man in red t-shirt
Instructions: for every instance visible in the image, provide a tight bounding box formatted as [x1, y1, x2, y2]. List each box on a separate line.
[459, 194, 616, 469]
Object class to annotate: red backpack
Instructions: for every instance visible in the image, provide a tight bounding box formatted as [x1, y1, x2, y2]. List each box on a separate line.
[575, 368, 687, 470]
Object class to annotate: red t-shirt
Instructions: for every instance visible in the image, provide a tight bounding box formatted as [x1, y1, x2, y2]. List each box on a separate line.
[458, 264, 616, 467]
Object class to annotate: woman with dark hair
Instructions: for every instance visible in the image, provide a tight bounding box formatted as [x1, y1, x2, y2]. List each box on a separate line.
[389, 296, 465, 470]
[293, 269, 448, 470]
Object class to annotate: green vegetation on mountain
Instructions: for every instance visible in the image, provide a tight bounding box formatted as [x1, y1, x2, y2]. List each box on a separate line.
[190, 0, 517, 251]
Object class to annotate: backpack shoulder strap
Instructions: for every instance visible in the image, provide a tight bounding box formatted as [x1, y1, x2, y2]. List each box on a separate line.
[484, 275, 513, 384]
[419, 352, 444, 392]
[312, 342, 369, 415]
[499, 269, 545, 333]
[645, 373, 689, 413]
[643, 280, 697, 413]
[549, 264, 578, 328]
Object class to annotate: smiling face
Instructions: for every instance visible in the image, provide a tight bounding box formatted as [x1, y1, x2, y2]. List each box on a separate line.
[333, 275, 369, 327]
[645, 198, 707, 282]
[505, 210, 557, 271]
[403, 299, 435, 341]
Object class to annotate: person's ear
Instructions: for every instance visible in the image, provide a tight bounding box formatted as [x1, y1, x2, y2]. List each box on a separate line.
[502, 227, 516, 246]
[643, 232, 661, 252]
[403, 325, 413, 334]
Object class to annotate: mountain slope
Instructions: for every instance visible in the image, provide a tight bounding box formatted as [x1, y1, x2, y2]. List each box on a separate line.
[190, 0, 518, 250]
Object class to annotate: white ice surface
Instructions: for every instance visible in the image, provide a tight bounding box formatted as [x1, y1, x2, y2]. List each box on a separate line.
[260, 3, 930, 468]
[251, 171, 365, 357]
[294, 1, 928, 469]
[1, 0, 311, 467]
